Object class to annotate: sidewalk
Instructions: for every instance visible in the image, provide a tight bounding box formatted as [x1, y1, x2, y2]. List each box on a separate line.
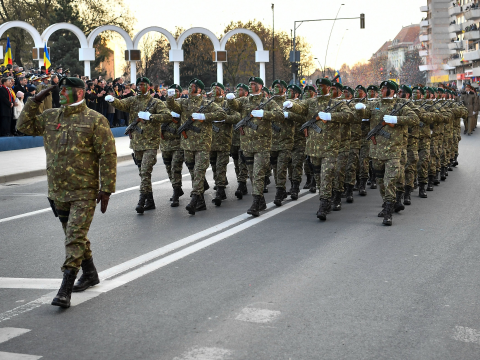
[0, 137, 133, 183]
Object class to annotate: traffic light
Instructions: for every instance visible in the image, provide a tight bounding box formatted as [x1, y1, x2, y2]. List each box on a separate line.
[360, 13, 365, 29]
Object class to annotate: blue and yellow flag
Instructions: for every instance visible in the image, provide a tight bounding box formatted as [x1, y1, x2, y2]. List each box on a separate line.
[3, 35, 12, 67]
[334, 70, 342, 84]
[43, 43, 51, 73]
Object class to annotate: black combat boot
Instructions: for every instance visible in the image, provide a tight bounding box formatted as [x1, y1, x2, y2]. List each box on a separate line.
[448, 160, 454, 171]
[170, 189, 174, 201]
[171, 186, 183, 207]
[445, 166, 449, 177]
[186, 194, 199, 215]
[196, 194, 207, 211]
[144, 192, 156, 211]
[290, 181, 299, 200]
[427, 176, 434, 191]
[434, 172, 440, 185]
[204, 179, 210, 192]
[309, 177, 317, 193]
[378, 202, 386, 217]
[235, 182, 248, 199]
[454, 154, 458, 166]
[353, 178, 359, 191]
[419, 183, 428, 198]
[316, 199, 330, 220]
[274, 187, 286, 207]
[370, 177, 377, 189]
[440, 167, 446, 181]
[359, 178, 367, 196]
[212, 186, 226, 206]
[341, 185, 347, 198]
[414, 178, 418, 190]
[286, 181, 293, 196]
[136, 193, 147, 214]
[247, 195, 261, 217]
[332, 191, 342, 211]
[345, 184, 354, 203]
[303, 174, 312, 189]
[51, 269, 77, 308]
[394, 191, 405, 213]
[259, 195, 267, 211]
[263, 175, 269, 193]
[73, 257, 99, 292]
[383, 202, 393, 226]
[403, 186, 412, 206]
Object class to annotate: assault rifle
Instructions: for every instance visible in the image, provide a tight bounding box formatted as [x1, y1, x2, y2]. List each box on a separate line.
[125, 99, 156, 138]
[234, 95, 277, 135]
[366, 100, 411, 145]
[160, 119, 178, 139]
[177, 98, 216, 138]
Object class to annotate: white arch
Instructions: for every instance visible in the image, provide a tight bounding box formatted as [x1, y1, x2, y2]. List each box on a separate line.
[0, 21, 43, 47]
[219, 28, 264, 51]
[87, 25, 133, 49]
[42, 23, 88, 48]
[177, 27, 220, 51]
[133, 26, 176, 49]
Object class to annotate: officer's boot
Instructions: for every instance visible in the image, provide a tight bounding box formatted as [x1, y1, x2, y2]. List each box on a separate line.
[346, 184, 354, 203]
[434, 172, 440, 185]
[419, 183, 428, 198]
[427, 175, 434, 191]
[274, 187, 286, 207]
[303, 174, 312, 189]
[259, 195, 267, 211]
[235, 182, 248, 199]
[247, 195, 261, 217]
[332, 191, 342, 211]
[212, 186, 226, 206]
[440, 167, 446, 181]
[204, 179, 210, 192]
[316, 199, 330, 220]
[290, 181, 299, 201]
[136, 193, 146, 214]
[394, 191, 405, 213]
[51, 269, 77, 308]
[359, 178, 367, 196]
[73, 257, 99, 292]
[383, 202, 393, 226]
[196, 193, 207, 211]
[171, 186, 182, 207]
[454, 154, 459, 166]
[309, 177, 317, 193]
[403, 186, 412, 206]
[186, 194, 199, 215]
[378, 202, 386, 217]
[144, 192, 156, 211]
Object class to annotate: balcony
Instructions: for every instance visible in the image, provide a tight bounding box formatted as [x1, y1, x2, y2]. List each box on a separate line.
[465, 9, 480, 21]
[419, 50, 428, 57]
[419, 64, 437, 71]
[420, 5, 428, 12]
[444, 64, 456, 71]
[448, 41, 465, 50]
[463, 48, 480, 61]
[419, 34, 430, 42]
[420, 20, 429, 28]
[448, 6, 462, 16]
[464, 30, 480, 40]
[449, 23, 462, 33]
[447, 58, 464, 67]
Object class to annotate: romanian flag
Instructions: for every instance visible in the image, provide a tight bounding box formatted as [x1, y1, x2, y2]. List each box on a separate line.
[43, 43, 51, 73]
[334, 70, 342, 84]
[3, 35, 12, 67]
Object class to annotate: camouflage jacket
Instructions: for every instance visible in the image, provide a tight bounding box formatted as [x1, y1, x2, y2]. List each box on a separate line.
[17, 98, 116, 202]
[287, 98, 307, 149]
[348, 99, 364, 150]
[111, 94, 171, 151]
[290, 94, 354, 158]
[357, 98, 419, 160]
[338, 99, 352, 153]
[227, 92, 284, 153]
[158, 98, 182, 152]
[211, 97, 240, 152]
[411, 100, 435, 149]
[271, 95, 295, 151]
[231, 96, 249, 147]
[167, 95, 226, 152]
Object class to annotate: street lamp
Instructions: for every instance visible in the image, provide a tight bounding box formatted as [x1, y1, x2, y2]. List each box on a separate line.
[334, 29, 348, 70]
[324, 4, 344, 77]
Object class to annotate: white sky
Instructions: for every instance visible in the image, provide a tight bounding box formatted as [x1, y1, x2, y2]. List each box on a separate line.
[126, 0, 425, 71]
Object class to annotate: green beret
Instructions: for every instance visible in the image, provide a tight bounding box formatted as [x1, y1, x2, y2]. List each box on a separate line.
[168, 84, 183, 92]
[400, 84, 412, 96]
[262, 87, 271, 95]
[316, 78, 332, 87]
[287, 84, 302, 94]
[332, 82, 343, 90]
[189, 78, 205, 90]
[355, 85, 367, 93]
[436, 87, 445, 94]
[343, 86, 354, 96]
[303, 85, 316, 92]
[248, 76, 264, 86]
[211, 82, 225, 91]
[412, 86, 425, 95]
[272, 79, 288, 89]
[236, 83, 248, 92]
[136, 77, 150, 85]
[380, 80, 397, 92]
[58, 77, 85, 88]
[367, 85, 379, 92]
[424, 87, 435, 94]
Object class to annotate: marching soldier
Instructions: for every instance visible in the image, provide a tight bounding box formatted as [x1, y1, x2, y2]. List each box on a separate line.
[17, 77, 116, 308]
[301, 85, 317, 192]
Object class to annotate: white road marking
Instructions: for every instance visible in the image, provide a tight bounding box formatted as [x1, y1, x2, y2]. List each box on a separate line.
[452, 326, 480, 345]
[0, 279, 61, 290]
[0, 351, 42, 359]
[0, 328, 30, 344]
[0, 294, 54, 323]
[173, 347, 232, 360]
[235, 307, 281, 324]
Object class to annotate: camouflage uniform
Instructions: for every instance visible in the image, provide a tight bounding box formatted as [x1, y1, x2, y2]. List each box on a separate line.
[404, 102, 420, 190]
[230, 97, 249, 184]
[413, 101, 435, 186]
[359, 101, 375, 181]
[345, 100, 363, 186]
[333, 101, 351, 193]
[17, 98, 116, 273]
[287, 98, 307, 184]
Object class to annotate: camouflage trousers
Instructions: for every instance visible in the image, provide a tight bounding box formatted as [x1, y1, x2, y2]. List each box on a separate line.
[372, 157, 401, 203]
[442, 135, 453, 166]
[243, 151, 270, 196]
[210, 151, 230, 187]
[184, 150, 209, 195]
[359, 144, 370, 179]
[271, 150, 291, 190]
[333, 151, 349, 192]
[453, 131, 460, 156]
[311, 155, 337, 200]
[230, 145, 248, 182]
[395, 149, 407, 193]
[428, 139, 438, 176]
[55, 199, 96, 274]
[162, 150, 184, 188]
[436, 136, 444, 172]
[405, 148, 419, 188]
[417, 146, 430, 184]
[304, 157, 312, 176]
[134, 149, 158, 194]
[345, 148, 360, 186]
[287, 146, 305, 183]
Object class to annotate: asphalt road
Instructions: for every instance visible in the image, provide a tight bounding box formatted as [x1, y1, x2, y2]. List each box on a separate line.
[1, 131, 480, 360]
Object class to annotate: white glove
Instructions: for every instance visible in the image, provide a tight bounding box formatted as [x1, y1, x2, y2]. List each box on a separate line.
[284, 111, 289, 118]
[318, 112, 332, 121]
[138, 111, 151, 120]
[171, 111, 180, 118]
[383, 115, 397, 124]
[105, 95, 114, 103]
[167, 89, 176, 97]
[251, 110, 264, 118]
[355, 103, 366, 110]
[283, 101, 293, 108]
[192, 113, 206, 120]
[226, 93, 235, 100]
[362, 119, 369, 122]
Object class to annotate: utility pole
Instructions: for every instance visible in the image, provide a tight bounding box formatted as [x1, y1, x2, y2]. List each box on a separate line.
[272, 3, 275, 82]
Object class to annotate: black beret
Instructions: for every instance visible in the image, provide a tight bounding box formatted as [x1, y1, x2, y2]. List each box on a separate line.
[272, 79, 288, 88]
[248, 76, 264, 86]
[287, 84, 302, 94]
[59, 77, 85, 88]
[316, 78, 332, 87]
[236, 83, 248, 92]
[136, 77, 151, 85]
[211, 82, 225, 90]
[169, 84, 183, 92]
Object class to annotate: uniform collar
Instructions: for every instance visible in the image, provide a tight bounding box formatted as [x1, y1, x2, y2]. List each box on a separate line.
[62, 99, 87, 116]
